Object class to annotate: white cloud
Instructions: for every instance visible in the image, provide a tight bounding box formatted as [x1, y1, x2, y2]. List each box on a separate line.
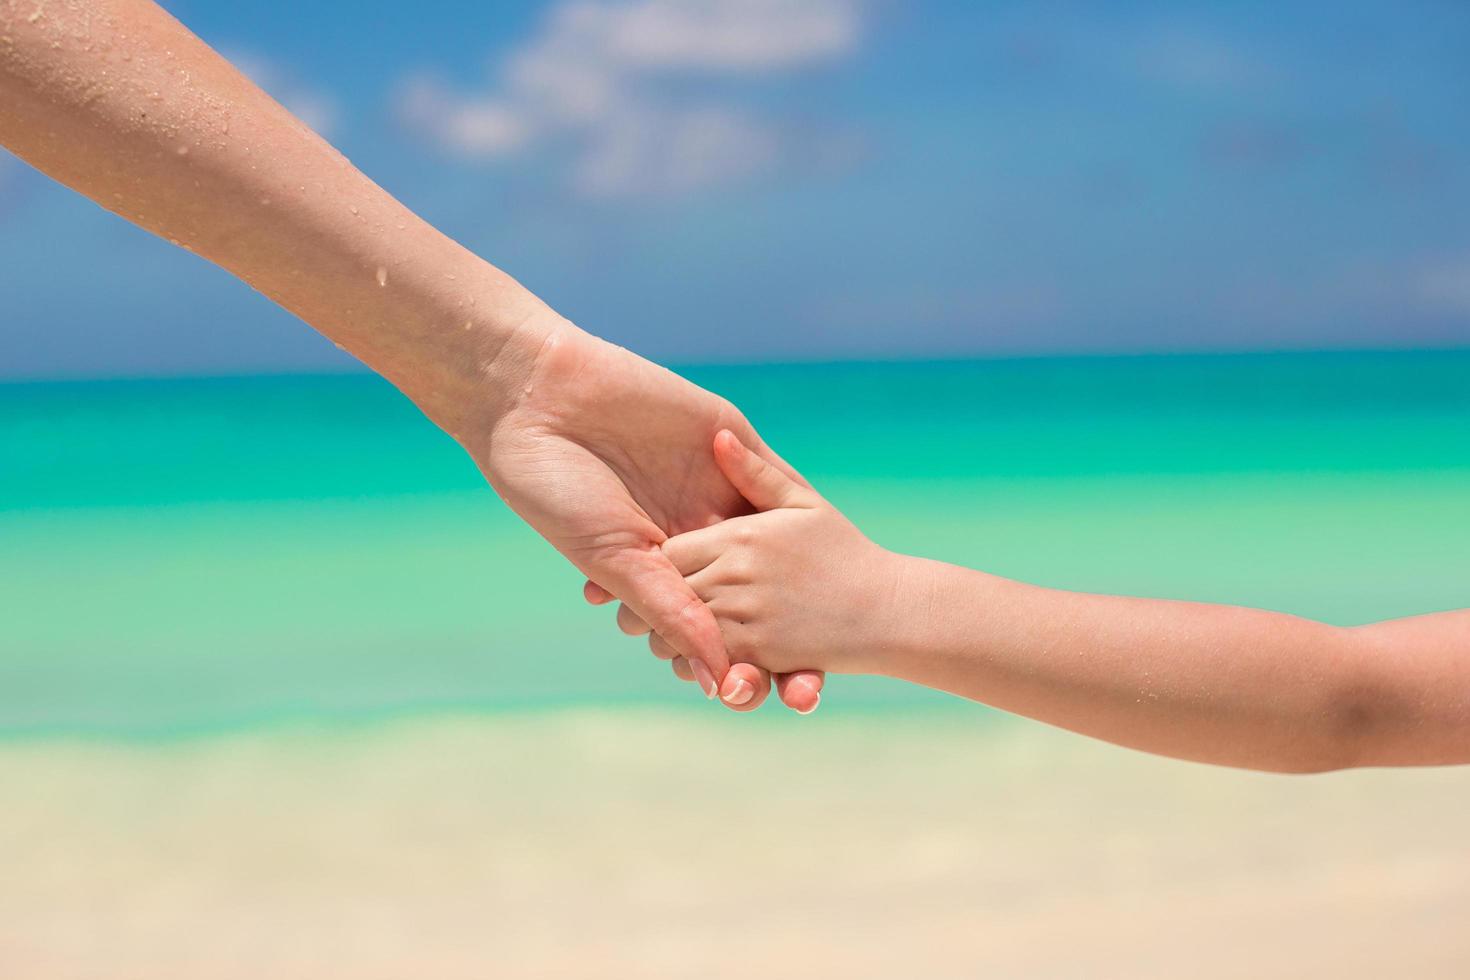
[573, 104, 780, 197]
[394, 0, 865, 199]
[394, 78, 531, 157]
[572, 0, 860, 71]
[1127, 26, 1280, 94]
[227, 51, 341, 137]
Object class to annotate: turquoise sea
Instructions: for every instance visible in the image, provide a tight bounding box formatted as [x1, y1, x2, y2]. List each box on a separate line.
[3, 349, 1469, 735]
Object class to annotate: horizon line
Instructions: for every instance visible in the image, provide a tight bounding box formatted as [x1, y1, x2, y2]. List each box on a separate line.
[2, 341, 1468, 389]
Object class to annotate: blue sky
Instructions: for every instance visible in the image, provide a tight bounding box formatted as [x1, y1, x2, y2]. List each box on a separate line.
[2, 0, 1468, 379]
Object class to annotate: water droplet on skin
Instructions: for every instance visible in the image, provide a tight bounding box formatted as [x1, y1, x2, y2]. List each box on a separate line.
[259, 197, 271, 206]
[375, 266, 388, 287]
[395, 222, 406, 230]
[176, 146, 189, 156]
[463, 321, 473, 331]
[444, 273, 456, 280]
[349, 205, 359, 215]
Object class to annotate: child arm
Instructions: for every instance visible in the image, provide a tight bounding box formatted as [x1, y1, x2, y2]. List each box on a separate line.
[885, 564, 1470, 771]
[664, 431, 1470, 771]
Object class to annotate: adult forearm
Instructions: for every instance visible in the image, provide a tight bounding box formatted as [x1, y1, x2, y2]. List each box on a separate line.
[0, 0, 550, 435]
[877, 556, 1459, 772]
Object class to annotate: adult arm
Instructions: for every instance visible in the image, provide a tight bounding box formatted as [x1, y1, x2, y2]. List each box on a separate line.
[0, 0, 823, 711]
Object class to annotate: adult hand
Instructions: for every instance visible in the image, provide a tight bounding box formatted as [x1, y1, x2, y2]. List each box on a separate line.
[474, 314, 824, 713]
[0, 0, 822, 711]
[581, 580, 826, 713]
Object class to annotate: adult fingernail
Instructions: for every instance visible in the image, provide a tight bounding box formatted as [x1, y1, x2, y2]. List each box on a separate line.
[796, 691, 821, 716]
[722, 677, 755, 706]
[690, 659, 718, 700]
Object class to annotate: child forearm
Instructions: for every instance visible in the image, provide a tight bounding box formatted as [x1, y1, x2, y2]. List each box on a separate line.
[661, 433, 1469, 758]
[876, 556, 1470, 772]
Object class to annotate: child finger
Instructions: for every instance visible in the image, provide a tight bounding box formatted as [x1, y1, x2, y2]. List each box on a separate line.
[613, 604, 651, 635]
[713, 429, 815, 512]
[616, 601, 652, 636]
[583, 580, 617, 605]
[661, 521, 740, 575]
[775, 670, 825, 715]
[648, 632, 680, 661]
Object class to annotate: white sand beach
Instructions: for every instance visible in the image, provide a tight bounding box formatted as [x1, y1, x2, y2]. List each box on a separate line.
[2, 710, 1466, 979]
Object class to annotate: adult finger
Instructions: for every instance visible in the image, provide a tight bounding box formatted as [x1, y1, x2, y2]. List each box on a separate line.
[653, 635, 771, 712]
[775, 670, 824, 715]
[591, 545, 727, 699]
[719, 662, 772, 712]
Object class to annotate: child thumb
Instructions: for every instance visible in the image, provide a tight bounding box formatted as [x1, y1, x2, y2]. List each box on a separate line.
[713, 429, 811, 512]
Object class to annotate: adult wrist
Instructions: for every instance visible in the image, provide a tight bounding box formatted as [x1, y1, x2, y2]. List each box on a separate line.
[367, 261, 572, 452]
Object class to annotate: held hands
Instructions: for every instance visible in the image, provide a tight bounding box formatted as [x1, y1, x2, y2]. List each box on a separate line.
[646, 430, 905, 698]
[472, 316, 824, 713]
[0, 0, 833, 716]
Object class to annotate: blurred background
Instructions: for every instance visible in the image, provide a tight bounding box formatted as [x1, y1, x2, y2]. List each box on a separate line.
[2, 1, 1468, 976]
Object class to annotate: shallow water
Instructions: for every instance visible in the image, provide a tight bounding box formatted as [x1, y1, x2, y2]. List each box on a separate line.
[3, 349, 1468, 735]
[4, 351, 1469, 976]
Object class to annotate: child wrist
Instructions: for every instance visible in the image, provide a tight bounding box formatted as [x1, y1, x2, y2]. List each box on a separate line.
[843, 549, 921, 676]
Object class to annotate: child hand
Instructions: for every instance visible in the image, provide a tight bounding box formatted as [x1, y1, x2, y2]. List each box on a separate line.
[649, 431, 904, 700]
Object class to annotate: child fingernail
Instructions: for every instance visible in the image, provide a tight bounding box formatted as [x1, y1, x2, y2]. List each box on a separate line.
[690, 659, 718, 700]
[796, 691, 821, 715]
[722, 678, 755, 705]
